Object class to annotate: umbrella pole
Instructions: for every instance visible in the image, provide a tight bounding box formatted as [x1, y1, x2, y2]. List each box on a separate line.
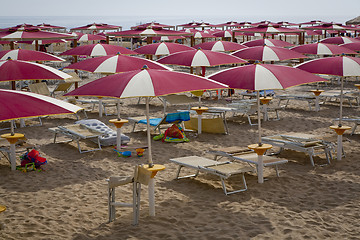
[116, 101, 121, 150]
[146, 97, 156, 217]
[338, 77, 344, 160]
[257, 91, 262, 146]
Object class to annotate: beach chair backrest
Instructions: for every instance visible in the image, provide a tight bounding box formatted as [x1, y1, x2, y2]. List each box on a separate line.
[28, 82, 51, 96]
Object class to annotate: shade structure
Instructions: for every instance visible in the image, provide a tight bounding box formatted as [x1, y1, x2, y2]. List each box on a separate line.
[340, 42, 360, 52]
[59, 43, 137, 56]
[320, 37, 360, 45]
[134, 42, 194, 55]
[194, 41, 247, 52]
[0, 49, 65, 61]
[65, 54, 171, 73]
[234, 24, 304, 35]
[70, 23, 121, 32]
[296, 56, 360, 161]
[291, 43, 357, 55]
[0, 59, 71, 82]
[36, 23, 66, 31]
[108, 27, 191, 38]
[17, 39, 68, 45]
[131, 22, 175, 30]
[242, 39, 294, 48]
[157, 49, 247, 67]
[0, 28, 75, 42]
[0, 89, 84, 171]
[64, 68, 228, 216]
[208, 64, 325, 183]
[193, 31, 216, 39]
[75, 33, 106, 42]
[231, 46, 306, 62]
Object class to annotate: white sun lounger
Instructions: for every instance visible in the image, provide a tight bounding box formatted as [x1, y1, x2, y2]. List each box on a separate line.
[261, 134, 334, 166]
[169, 156, 254, 195]
[48, 124, 103, 153]
[208, 147, 288, 178]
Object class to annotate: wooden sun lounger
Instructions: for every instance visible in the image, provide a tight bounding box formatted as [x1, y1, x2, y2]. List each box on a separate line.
[169, 156, 254, 195]
[48, 124, 103, 153]
[261, 134, 334, 166]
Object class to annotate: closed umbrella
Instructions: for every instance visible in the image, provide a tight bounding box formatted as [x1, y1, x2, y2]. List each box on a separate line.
[208, 63, 325, 183]
[65, 67, 228, 216]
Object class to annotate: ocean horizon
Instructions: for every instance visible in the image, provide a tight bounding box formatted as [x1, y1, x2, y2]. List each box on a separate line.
[0, 15, 355, 30]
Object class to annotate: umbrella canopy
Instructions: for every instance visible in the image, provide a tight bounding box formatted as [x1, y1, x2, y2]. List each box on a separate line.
[148, 35, 185, 41]
[0, 49, 65, 61]
[75, 33, 106, 42]
[0, 59, 71, 82]
[340, 42, 360, 52]
[65, 68, 228, 99]
[296, 56, 360, 160]
[291, 43, 357, 55]
[17, 39, 68, 45]
[134, 42, 194, 55]
[234, 24, 304, 35]
[131, 22, 175, 30]
[59, 43, 137, 56]
[0, 89, 83, 122]
[108, 26, 190, 38]
[157, 49, 247, 67]
[65, 54, 171, 74]
[36, 23, 66, 31]
[296, 56, 360, 76]
[231, 46, 306, 62]
[0, 28, 75, 41]
[70, 23, 121, 31]
[242, 39, 294, 48]
[193, 31, 216, 39]
[193, 41, 247, 52]
[208, 63, 325, 90]
[320, 36, 360, 45]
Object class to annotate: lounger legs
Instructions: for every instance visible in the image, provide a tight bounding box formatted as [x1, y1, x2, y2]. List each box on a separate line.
[175, 166, 200, 179]
[221, 174, 248, 195]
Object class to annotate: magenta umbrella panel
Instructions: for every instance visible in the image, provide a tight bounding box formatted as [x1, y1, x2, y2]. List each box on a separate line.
[134, 42, 194, 55]
[0, 49, 65, 61]
[291, 43, 357, 55]
[60, 43, 137, 56]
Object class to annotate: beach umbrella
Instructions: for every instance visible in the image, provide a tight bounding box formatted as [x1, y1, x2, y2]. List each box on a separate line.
[193, 41, 247, 52]
[0, 59, 72, 89]
[208, 63, 325, 183]
[231, 46, 306, 62]
[75, 33, 106, 42]
[242, 39, 294, 48]
[157, 49, 247, 76]
[0, 89, 84, 171]
[339, 42, 360, 52]
[320, 37, 360, 45]
[291, 43, 357, 55]
[296, 56, 360, 161]
[64, 67, 228, 216]
[148, 35, 186, 42]
[70, 23, 122, 32]
[0, 49, 65, 61]
[59, 43, 137, 56]
[65, 54, 171, 73]
[134, 42, 194, 56]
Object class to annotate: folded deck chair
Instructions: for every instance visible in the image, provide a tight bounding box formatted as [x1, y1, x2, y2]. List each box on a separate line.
[208, 147, 288, 179]
[169, 156, 254, 195]
[75, 119, 130, 146]
[128, 111, 190, 133]
[51, 81, 74, 97]
[261, 134, 334, 166]
[48, 124, 104, 153]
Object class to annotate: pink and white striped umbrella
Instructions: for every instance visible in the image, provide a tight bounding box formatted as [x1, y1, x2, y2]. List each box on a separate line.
[340, 42, 360, 52]
[242, 39, 294, 48]
[134, 42, 194, 55]
[148, 36, 185, 41]
[194, 40, 247, 52]
[65, 54, 171, 73]
[0, 49, 65, 61]
[291, 43, 357, 55]
[0, 59, 71, 82]
[75, 33, 106, 42]
[17, 39, 68, 45]
[0, 89, 83, 122]
[193, 31, 216, 39]
[60, 43, 137, 56]
[320, 36, 360, 45]
[157, 49, 247, 67]
[231, 46, 305, 62]
[0, 29, 75, 41]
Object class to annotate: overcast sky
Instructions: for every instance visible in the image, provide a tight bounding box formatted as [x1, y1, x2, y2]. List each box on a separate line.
[1, 0, 359, 28]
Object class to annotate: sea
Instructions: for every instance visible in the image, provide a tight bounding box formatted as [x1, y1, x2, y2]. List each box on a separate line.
[0, 15, 354, 31]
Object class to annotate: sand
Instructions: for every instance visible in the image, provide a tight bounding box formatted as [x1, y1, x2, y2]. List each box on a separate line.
[1, 48, 360, 239]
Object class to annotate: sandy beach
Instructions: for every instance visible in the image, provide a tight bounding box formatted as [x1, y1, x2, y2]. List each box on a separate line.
[0, 58, 360, 239]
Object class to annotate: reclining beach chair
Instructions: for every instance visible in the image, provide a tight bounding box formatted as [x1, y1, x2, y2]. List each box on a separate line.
[208, 147, 288, 179]
[28, 82, 51, 96]
[107, 164, 152, 225]
[169, 156, 254, 195]
[261, 133, 334, 166]
[48, 124, 104, 153]
[128, 111, 190, 133]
